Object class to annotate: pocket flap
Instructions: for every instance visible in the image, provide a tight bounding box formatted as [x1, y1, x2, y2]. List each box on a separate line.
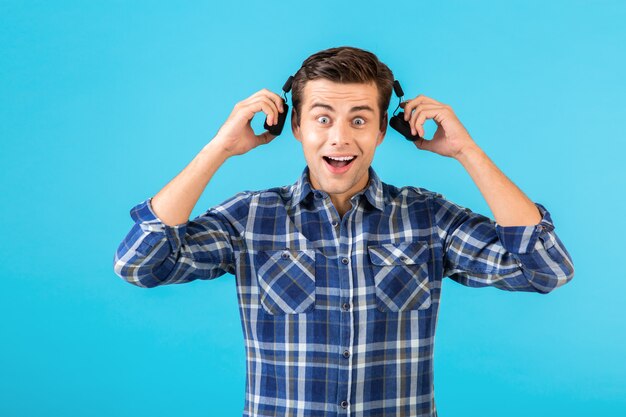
[255, 248, 316, 315]
[368, 241, 430, 266]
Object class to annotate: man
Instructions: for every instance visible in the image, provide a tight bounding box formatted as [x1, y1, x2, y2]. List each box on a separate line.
[113, 46, 574, 417]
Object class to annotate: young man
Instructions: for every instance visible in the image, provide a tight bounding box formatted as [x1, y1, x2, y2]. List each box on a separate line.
[114, 46, 574, 417]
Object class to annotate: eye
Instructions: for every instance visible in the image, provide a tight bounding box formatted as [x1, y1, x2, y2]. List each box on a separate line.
[317, 116, 330, 124]
[353, 117, 365, 125]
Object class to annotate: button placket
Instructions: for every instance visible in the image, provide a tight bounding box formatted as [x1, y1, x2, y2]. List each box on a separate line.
[336, 210, 354, 415]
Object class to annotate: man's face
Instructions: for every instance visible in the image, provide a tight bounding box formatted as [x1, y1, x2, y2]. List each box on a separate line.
[292, 79, 387, 203]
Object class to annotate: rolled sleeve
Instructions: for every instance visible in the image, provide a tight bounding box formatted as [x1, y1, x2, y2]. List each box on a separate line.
[432, 195, 575, 294]
[129, 197, 190, 255]
[494, 203, 554, 254]
[114, 193, 250, 288]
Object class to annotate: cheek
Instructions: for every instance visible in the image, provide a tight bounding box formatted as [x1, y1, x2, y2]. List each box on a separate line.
[355, 137, 376, 155]
[300, 133, 325, 154]
[300, 141, 321, 165]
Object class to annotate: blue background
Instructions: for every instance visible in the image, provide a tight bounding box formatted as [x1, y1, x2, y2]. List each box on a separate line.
[1, 0, 624, 415]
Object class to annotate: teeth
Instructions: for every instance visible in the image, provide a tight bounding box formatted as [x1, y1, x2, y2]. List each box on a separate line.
[327, 156, 355, 161]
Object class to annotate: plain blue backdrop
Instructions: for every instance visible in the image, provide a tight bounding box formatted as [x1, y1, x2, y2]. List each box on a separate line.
[1, 0, 624, 416]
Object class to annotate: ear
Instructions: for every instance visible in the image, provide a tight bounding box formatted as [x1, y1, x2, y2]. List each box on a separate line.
[291, 108, 302, 143]
[376, 111, 388, 146]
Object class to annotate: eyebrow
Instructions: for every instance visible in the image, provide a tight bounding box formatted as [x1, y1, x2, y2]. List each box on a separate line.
[308, 102, 375, 113]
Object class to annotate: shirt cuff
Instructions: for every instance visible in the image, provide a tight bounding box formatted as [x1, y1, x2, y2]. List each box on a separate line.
[494, 202, 555, 254]
[129, 197, 188, 253]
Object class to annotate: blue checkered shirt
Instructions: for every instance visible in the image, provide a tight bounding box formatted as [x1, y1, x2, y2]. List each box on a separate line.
[113, 165, 575, 417]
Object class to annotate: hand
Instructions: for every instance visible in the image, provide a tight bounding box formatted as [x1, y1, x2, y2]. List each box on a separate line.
[212, 88, 285, 157]
[400, 95, 478, 159]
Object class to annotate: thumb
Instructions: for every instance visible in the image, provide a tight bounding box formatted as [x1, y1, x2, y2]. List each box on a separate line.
[415, 136, 432, 152]
[256, 131, 278, 144]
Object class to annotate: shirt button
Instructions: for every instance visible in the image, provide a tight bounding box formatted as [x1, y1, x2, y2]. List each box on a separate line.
[332, 220, 339, 228]
[341, 257, 349, 265]
[340, 400, 349, 409]
[400, 256, 408, 262]
[342, 302, 350, 311]
[281, 252, 289, 259]
[314, 192, 322, 199]
[343, 349, 350, 358]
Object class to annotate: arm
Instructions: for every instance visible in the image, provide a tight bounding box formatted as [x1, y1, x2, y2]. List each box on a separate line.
[113, 88, 285, 287]
[113, 191, 251, 288]
[432, 194, 574, 293]
[113, 141, 236, 288]
[441, 146, 574, 292]
[148, 87, 284, 226]
[149, 140, 231, 227]
[401, 95, 575, 292]
[455, 145, 541, 226]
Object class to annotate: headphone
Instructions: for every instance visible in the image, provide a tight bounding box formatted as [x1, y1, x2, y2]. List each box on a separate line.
[263, 75, 422, 142]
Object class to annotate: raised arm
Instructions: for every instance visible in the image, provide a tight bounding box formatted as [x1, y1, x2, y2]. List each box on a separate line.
[400, 94, 575, 292]
[113, 88, 286, 287]
[432, 194, 574, 293]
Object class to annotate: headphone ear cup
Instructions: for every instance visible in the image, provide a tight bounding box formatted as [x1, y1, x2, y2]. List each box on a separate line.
[264, 99, 289, 136]
[390, 112, 422, 142]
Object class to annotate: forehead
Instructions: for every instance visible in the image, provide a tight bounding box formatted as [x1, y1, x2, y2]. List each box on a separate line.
[302, 79, 378, 110]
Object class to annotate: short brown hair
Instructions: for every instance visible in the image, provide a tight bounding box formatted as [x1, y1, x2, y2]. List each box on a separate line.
[291, 46, 394, 130]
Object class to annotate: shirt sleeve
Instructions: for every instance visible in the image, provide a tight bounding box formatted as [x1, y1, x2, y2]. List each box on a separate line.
[113, 191, 251, 288]
[430, 193, 575, 293]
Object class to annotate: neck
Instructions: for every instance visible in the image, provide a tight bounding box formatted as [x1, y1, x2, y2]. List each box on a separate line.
[330, 196, 353, 219]
[329, 176, 370, 218]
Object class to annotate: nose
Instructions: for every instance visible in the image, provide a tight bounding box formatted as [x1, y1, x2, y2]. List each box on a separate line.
[328, 120, 353, 146]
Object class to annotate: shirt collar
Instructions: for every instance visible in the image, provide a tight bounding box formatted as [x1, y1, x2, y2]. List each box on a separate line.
[290, 165, 385, 211]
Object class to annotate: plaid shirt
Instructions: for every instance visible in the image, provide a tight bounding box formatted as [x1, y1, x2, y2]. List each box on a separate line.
[113, 165, 575, 417]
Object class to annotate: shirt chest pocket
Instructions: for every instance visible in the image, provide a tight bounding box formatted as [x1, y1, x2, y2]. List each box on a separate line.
[254, 249, 316, 315]
[367, 241, 432, 312]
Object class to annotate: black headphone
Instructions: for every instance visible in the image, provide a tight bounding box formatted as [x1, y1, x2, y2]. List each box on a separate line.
[263, 75, 422, 142]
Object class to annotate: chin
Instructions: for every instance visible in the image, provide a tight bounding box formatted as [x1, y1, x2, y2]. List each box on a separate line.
[323, 177, 357, 193]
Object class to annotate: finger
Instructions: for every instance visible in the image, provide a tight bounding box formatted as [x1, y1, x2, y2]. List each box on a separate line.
[411, 104, 443, 136]
[266, 89, 286, 114]
[260, 96, 281, 125]
[409, 104, 441, 136]
[401, 95, 441, 118]
[414, 136, 433, 152]
[248, 96, 280, 125]
[256, 130, 278, 145]
[257, 88, 285, 115]
[401, 98, 418, 120]
[244, 98, 278, 125]
[260, 97, 280, 125]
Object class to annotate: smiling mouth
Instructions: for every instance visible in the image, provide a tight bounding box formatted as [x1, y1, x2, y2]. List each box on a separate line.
[323, 155, 357, 169]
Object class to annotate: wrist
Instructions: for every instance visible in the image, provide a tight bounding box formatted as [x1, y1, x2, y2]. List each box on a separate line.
[455, 144, 484, 165]
[203, 137, 234, 162]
